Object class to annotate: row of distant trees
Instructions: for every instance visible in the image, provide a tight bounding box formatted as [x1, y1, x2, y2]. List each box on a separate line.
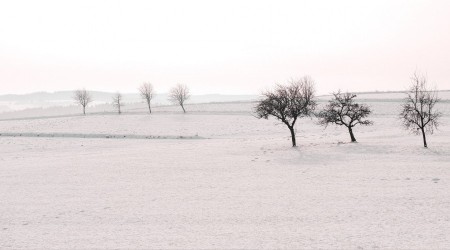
[73, 72, 441, 148]
[255, 72, 441, 148]
[73, 83, 191, 115]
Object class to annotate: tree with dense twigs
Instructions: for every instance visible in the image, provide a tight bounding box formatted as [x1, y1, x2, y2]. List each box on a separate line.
[139, 82, 154, 114]
[255, 76, 316, 147]
[73, 89, 93, 115]
[400, 72, 441, 148]
[169, 84, 190, 113]
[318, 91, 373, 142]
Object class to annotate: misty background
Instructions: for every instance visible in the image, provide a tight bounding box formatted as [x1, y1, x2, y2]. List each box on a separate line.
[1, 0, 450, 96]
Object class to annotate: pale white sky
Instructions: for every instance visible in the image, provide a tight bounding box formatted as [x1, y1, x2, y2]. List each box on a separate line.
[1, 0, 449, 95]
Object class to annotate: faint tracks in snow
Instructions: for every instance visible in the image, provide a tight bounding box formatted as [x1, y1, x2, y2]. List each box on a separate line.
[0, 132, 205, 140]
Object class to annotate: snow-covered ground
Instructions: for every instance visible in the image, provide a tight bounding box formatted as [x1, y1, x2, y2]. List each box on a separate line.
[1, 94, 450, 249]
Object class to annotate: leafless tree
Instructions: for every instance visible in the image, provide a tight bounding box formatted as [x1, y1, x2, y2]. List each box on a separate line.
[73, 89, 93, 115]
[400, 72, 441, 148]
[112, 92, 124, 114]
[255, 76, 317, 147]
[169, 84, 190, 113]
[138, 82, 154, 114]
[318, 91, 373, 142]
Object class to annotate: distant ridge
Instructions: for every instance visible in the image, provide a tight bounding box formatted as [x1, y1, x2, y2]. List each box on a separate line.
[0, 91, 259, 112]
[317, 89, 450, 97]
[0, 91, 259, 102]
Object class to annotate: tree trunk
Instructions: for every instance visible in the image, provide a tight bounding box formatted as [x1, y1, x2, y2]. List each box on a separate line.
[348, 126, 356, 142]
[288, 125, 296, 147]
[83, 106, 86, 115]
[181, 104, 186, 113]
[147, 100, 152, 114]
[421, 127, 427, 148]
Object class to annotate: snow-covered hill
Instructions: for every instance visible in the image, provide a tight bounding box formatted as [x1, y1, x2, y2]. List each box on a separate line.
[1, 93, 449, 249]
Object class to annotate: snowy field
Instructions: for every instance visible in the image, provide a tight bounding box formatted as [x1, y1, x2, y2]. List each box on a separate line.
[1, 93, 450, 249]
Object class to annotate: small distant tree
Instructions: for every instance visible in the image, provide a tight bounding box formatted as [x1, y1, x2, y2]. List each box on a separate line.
[73, 89, 93, 115]
[139, 82, 154, 114]
[318, 91, 373, 142]
[112, 92, 124, 114]
[400, 72, 441, 148]
[255, 76, 316, 147]
[169, 84, 190, 113]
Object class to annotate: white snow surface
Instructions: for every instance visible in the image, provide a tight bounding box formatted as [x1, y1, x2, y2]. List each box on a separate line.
[1, 97, 450, 249]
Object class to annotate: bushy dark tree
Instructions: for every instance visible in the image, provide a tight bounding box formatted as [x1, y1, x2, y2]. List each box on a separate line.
[255, 76, 316, 147]
[318, 91, 373, 142]
[73, 89, 93, 115]
[400, 72, 441, 148]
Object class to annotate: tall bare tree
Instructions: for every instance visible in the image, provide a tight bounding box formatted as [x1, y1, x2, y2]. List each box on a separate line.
[112, 92, 124, 114]
[73, 89, 93, 115]
[255, 76, 316, 147]
[400, 72, 441, 148]
[318, 91, 373, 142]
[138, 82, 154, 114]
[169, 84, 190, 113]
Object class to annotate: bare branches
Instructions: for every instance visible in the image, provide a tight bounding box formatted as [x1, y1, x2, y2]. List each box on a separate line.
[256, 76, 316, 125]
[139, 82, 154, 114]
[73, 89, 93, 115]
[112, 92, 124, 114]
[317, 91, 373, 142]
[255, 76, 317, 147]
[169, 84, 190, 113]
[400, 72, 441, 147]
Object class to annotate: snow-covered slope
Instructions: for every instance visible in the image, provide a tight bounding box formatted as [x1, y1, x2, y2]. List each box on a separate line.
[1, 94, 449, 249]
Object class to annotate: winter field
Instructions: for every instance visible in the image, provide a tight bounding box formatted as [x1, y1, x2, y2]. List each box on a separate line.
[1, 92, 450, 249]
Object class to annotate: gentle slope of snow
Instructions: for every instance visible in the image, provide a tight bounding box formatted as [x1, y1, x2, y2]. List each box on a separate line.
[1, 95, 449, 248]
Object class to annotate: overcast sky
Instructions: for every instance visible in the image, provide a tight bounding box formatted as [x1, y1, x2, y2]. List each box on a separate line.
[1, 0, 449, 95]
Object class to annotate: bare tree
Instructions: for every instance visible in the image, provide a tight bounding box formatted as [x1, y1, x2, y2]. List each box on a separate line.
[255, 76, 316, 147]
[112, 92, 124, 114]
[73, 89, 93, 115]
[400, 72, 441, 148]
[169, 84, 190, 113]
[318, 91, 373, 142]
[138, 82, 154, 114]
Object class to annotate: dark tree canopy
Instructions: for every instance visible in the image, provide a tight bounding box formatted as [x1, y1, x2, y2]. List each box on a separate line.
[400, 72, 441, 148]
[255, 76, 316, 147]
[318, 91, 373, 142]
